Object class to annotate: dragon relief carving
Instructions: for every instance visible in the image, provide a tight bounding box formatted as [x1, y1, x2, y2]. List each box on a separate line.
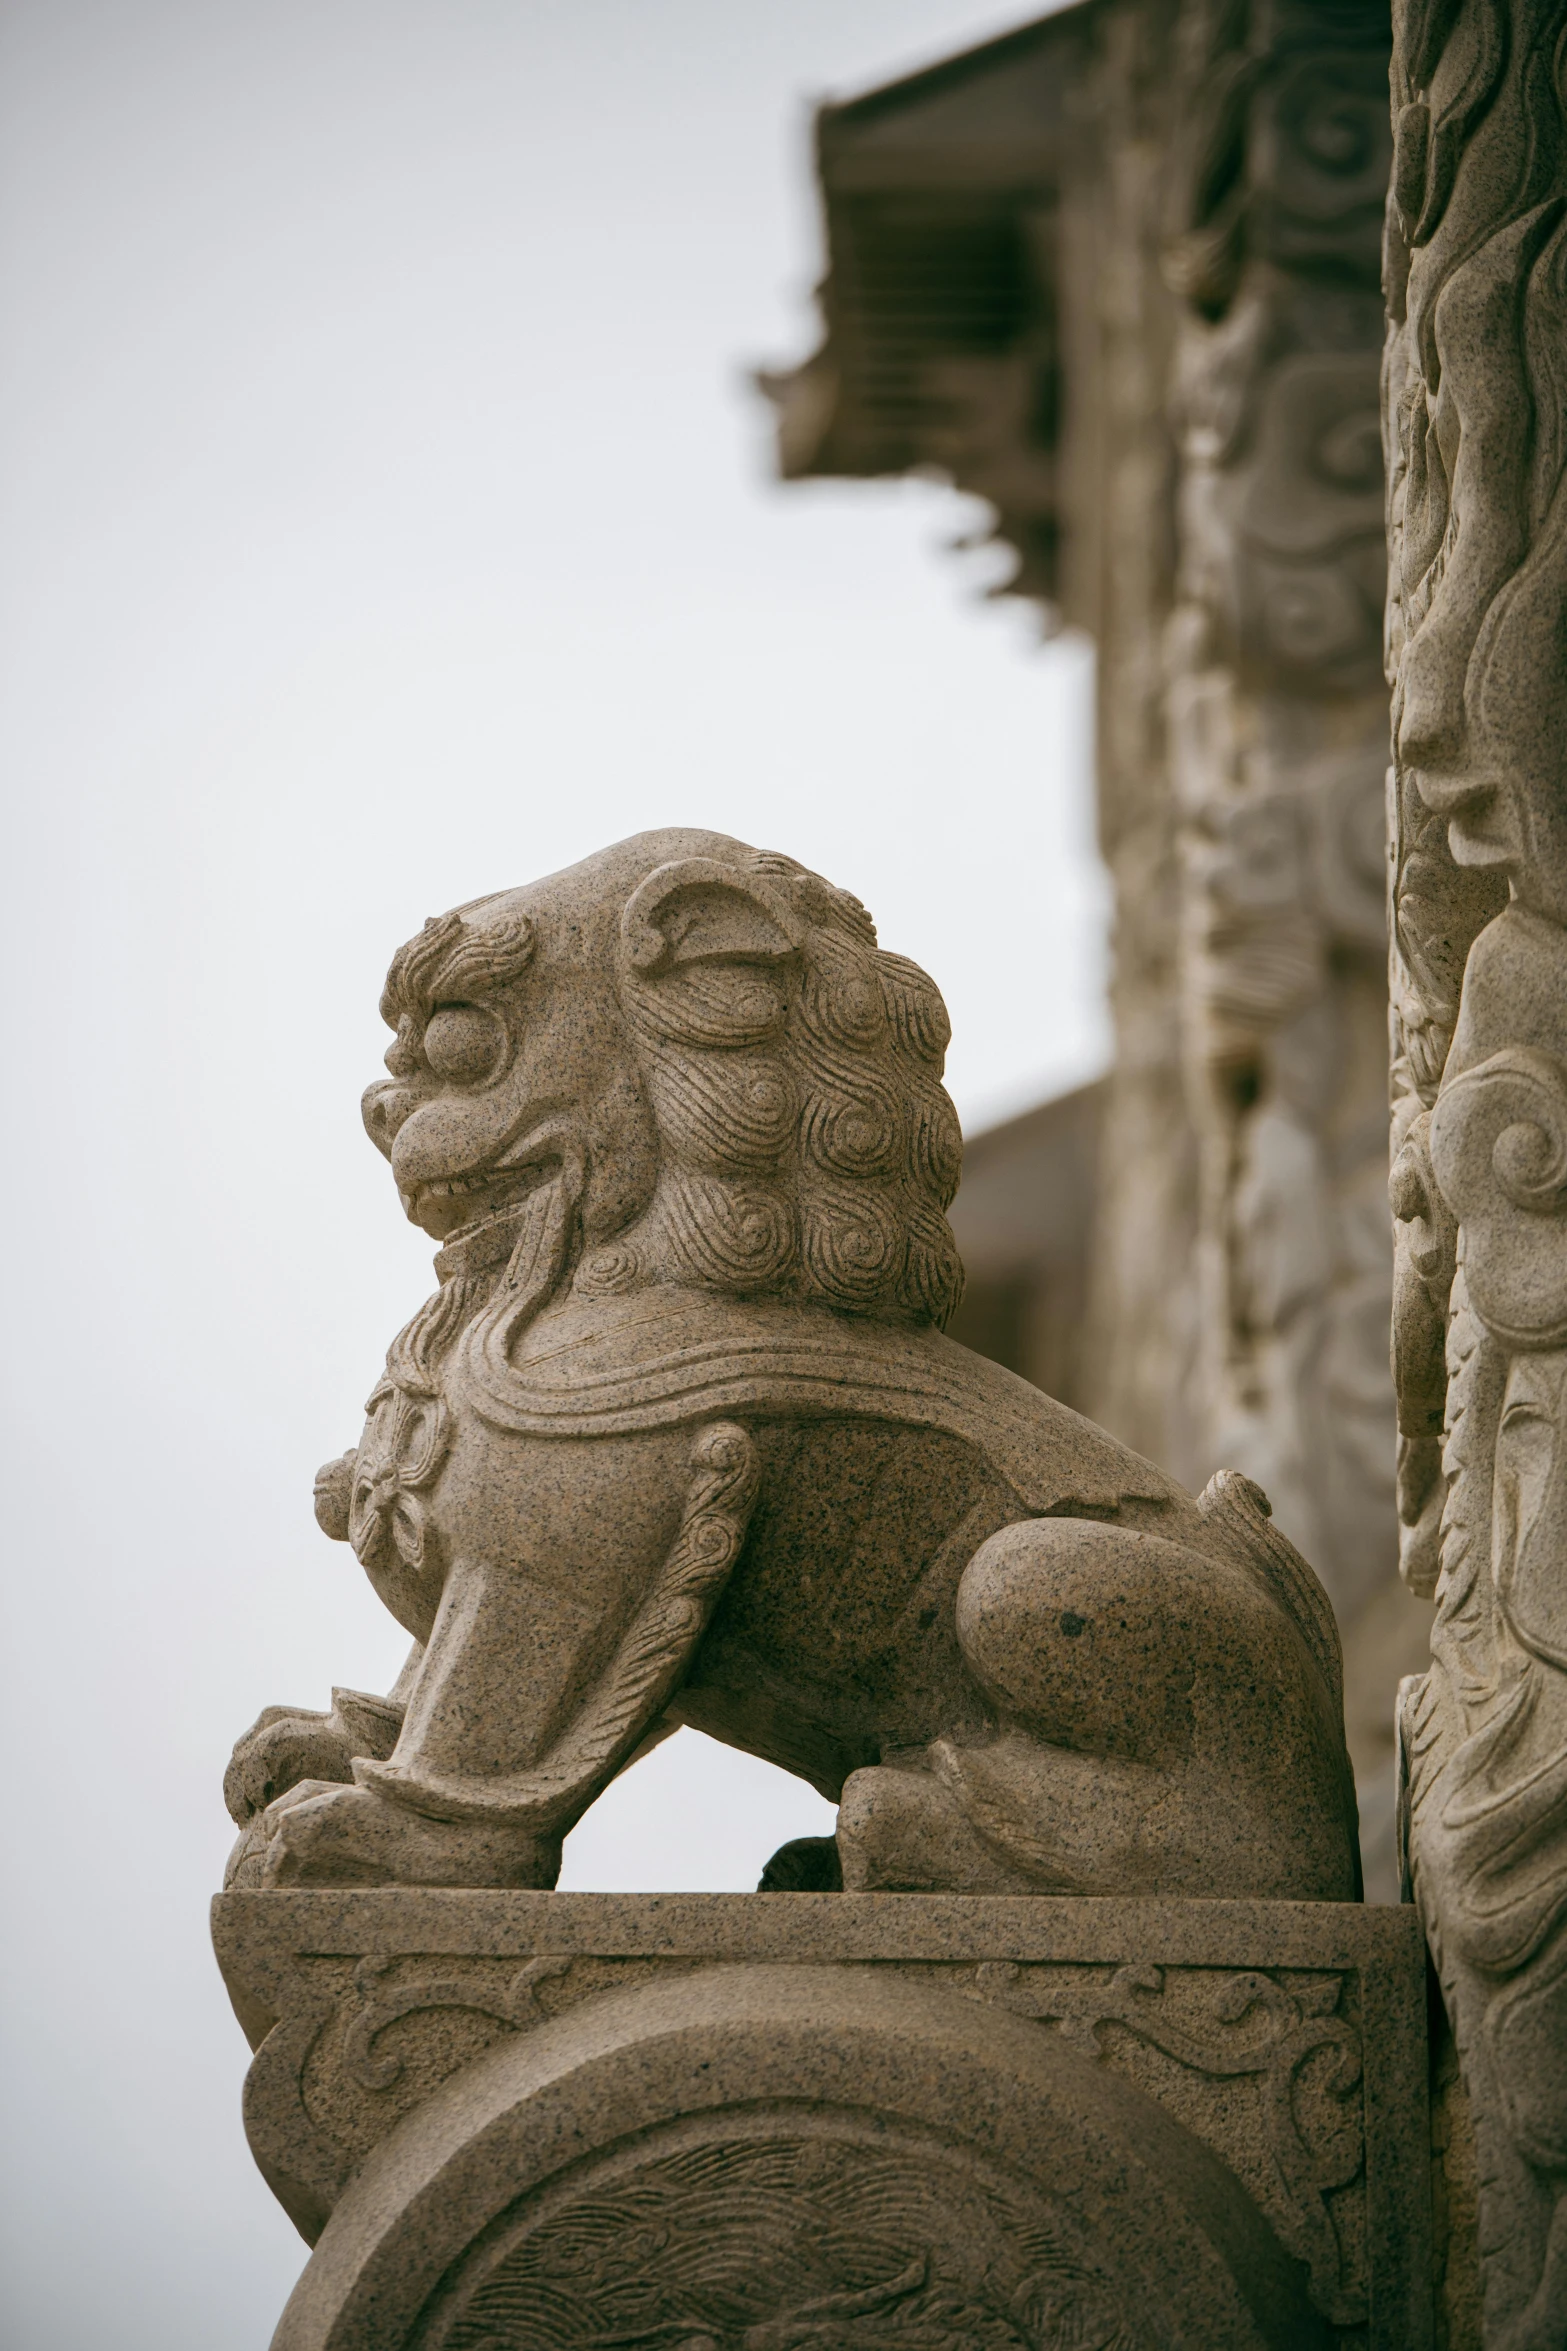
[1160, 0, 1409, 1884]
[1384, 3, 1567, 2344]
[220, 830, 1358, 1905]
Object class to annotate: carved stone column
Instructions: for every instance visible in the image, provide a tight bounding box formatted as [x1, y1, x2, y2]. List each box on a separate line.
[1160, 0, 1409, 1878]
[1385, 3, 1567, 2343]
[1064, 0, 1202, 1493]
[756, 0, 1201, 1489]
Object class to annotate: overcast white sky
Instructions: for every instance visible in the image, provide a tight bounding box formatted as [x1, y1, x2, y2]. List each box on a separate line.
[0, 3, 1101, 2342]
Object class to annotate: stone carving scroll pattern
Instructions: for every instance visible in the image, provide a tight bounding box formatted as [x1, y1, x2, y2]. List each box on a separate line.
[964, 1959, 1365, 2328]
[340, 1953, 572, 2091]
[1384, 3, 1567, 2344]
[1162, 0, 1408, 1882]
[242, 1951, 679, 2240]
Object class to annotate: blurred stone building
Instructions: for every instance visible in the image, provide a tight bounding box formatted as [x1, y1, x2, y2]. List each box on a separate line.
[762, 0, 1423, 1895]
[945, 1082, 1103, 1414]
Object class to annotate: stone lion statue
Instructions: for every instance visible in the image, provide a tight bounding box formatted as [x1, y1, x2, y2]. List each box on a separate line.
[225, 830, 1359, 1897]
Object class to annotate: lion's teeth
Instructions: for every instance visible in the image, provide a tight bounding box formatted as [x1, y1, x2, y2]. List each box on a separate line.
[422, 1167, 513, 1203]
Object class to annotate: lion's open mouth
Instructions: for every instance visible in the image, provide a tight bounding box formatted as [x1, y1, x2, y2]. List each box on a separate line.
[397, 1116, 584, 1248]
[402, 1163, 544, 1243]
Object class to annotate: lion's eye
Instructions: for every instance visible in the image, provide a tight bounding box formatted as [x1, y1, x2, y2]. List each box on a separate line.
[423, 1003, 504, 1083]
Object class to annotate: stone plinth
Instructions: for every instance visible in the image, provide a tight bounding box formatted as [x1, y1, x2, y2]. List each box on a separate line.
[215, 1891, 1433, 2351]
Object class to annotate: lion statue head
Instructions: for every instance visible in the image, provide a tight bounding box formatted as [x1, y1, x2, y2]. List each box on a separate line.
[360, 830, 965, 1364]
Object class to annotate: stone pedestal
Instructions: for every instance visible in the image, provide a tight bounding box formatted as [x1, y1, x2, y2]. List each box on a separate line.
[215, 1891, 1433, 2350]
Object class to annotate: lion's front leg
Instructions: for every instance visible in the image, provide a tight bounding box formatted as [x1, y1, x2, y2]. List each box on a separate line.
[258, 1421, 759, 1889]
[221, 1661, 420, 1888]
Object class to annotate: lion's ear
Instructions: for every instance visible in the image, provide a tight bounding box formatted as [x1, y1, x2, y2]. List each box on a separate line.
[620, 859, 803, 976]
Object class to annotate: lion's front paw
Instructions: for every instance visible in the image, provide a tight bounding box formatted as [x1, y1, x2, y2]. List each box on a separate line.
[257, 1781, 561, 1890]
[223, 1708, 355, 1827]
[222, 1686, 403, 1827]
